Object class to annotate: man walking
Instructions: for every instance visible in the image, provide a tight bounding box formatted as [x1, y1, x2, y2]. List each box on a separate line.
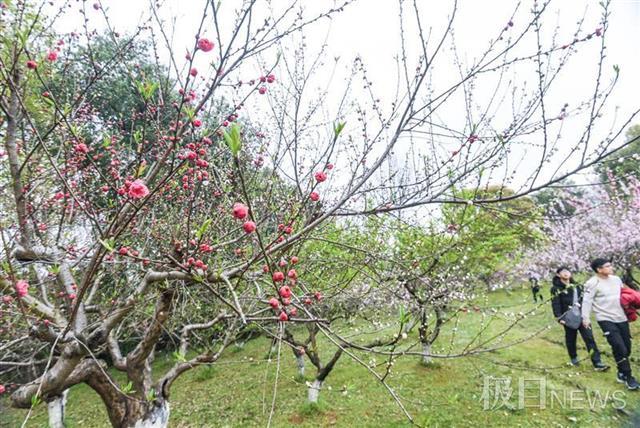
[582, 258, 639, 390]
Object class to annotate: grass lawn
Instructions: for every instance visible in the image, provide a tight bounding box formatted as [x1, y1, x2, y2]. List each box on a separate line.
[2, 287, 640, 427]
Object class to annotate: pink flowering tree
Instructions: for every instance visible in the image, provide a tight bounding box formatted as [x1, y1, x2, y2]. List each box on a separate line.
[1, 0, 639, 426]
[522, 178, 640, 282]
[0, 2, 352, 425]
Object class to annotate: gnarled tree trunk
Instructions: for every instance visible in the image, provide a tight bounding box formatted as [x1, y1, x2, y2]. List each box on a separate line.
[11, 354, 169, 428]
[85, 364, 169, 428]
[130, 402, 170, 428]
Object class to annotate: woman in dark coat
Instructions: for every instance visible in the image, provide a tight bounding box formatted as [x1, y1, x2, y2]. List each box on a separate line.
[551, 266, 609, 370]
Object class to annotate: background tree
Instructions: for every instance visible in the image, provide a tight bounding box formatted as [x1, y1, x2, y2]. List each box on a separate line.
[441, 187, 544, 290]
[595, 124, 640, 189]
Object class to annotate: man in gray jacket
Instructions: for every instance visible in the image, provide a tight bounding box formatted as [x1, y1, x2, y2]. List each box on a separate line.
[582, 258, 639, 390]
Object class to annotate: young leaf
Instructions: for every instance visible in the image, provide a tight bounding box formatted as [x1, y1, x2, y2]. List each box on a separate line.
[195, 219, 212, 240]
[223, 123, 242, 156]
[133, 130, 143, 144]
[99, 238, 115, 252]
[173, 351, 187, 363]
[122, 381, 135, 394]
[31, 394, 41, 407]
[138, 79, 159, 101]
[135, 163, 147, 178]
[102, 135, 112, 149]
[184, 106, 195, 120]
[42, 96, 55, 108]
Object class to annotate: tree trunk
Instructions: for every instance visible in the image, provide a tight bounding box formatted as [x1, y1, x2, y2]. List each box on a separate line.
[47, 390, 68, 428]
[418, 306, 429, 365]
[307, 379, 322, 404]
[130, 401, 170, 428]
[403, 316, 419, 334]
[97, 395, 170, 428]
[421, 343, 432, 365]
[268, 337, 278, 358]
[80, 360, 169, 428]
[419, 306, 444, 366]
[296, 354, 305, 377]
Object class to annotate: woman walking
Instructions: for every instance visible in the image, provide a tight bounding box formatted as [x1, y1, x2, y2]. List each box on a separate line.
[551, 267, 609, 371]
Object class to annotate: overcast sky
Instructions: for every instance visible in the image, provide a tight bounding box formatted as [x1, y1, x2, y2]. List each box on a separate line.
[52, 0, 640, 191]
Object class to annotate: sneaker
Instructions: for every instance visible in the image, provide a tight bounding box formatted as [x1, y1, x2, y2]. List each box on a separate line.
[593, 362, 610, 372]
[570, 357, 580, 366]
[617, 372, 626, 384]
[625, 376, 640, 390]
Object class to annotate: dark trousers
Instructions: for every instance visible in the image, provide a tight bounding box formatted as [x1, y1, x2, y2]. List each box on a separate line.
[531, 287, 542, 303]
[564, 325, 601, 364]
[597, 320, 632, 377]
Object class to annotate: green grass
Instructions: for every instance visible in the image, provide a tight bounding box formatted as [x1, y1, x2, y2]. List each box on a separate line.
[2, 288, 640, 427]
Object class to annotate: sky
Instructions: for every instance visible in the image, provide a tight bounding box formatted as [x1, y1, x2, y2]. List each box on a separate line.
[49, 0, 640, 195]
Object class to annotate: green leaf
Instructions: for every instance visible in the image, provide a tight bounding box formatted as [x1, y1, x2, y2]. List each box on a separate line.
[99, 238, 115, 252]
[135, 163, 147, 178]
[133, 130, 143, 145]
[137, 79, 159, 101]
[184, 106, 195, 121]
[69, 124, 80, 138]
[146, 389, 157, 402]
[31, 394, 41, 407]
[18, 30, 29, 48]
[173, 351, 187, 363]
[122, 381, 135, 394]
[148, 82, 159, 99]
[223, 123, 242, 156]
[334, 122, 346, 137]
[1, 261, 11, 274]
[195, 219, 212, 240]
[102, 135, 112, 149]
[42, 95, 55, 108]
[398, 306, 411, 324]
